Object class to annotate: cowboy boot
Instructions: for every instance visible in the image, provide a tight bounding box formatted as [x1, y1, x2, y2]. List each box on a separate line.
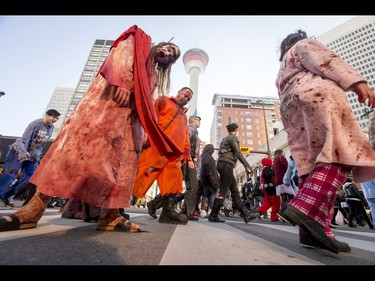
[13, 192, 50, 225]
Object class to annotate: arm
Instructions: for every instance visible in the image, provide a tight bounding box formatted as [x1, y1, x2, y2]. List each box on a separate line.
[228, 135, 253, 175]
[369, 111, 375, 149]
[297, 39, 366, 92]
[283, 162, 293, 186]
[298, 39, 375, 108]
[13, 121, 39, 161]
[184, 120, 193, 166]
[100, 38, 135, 108]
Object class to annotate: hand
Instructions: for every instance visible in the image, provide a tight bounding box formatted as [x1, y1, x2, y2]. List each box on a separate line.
[188, 160, 195, 169]
[113, 87, 131, 107]
[351, 82, 375, 107]
[246, 167, 253, 175]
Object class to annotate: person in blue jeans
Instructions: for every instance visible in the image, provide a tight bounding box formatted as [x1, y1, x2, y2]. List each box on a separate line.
[360, 180, 375, 228]
[0, 109, 60, 208]
[360, 111, 375, 228]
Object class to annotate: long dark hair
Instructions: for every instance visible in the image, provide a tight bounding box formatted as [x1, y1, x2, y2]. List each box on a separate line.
[279, 29, 308, 62]
[147, 42, 180, 95]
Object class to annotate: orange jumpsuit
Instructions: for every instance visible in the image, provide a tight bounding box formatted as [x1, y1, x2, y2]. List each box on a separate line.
[133, 96, 191, 198]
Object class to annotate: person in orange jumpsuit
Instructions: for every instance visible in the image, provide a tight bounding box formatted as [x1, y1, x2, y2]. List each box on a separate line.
[133, 87, 194, 224]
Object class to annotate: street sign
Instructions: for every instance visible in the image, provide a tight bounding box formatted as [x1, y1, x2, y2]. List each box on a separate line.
[240, 146, 251, 154]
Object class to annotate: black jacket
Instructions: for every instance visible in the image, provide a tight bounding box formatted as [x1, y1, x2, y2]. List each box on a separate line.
[218, 134, 253, 173]
[200, 144, 220, 190]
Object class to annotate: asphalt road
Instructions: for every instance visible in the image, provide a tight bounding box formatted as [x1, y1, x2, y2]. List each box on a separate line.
[0, 200, 374, 272]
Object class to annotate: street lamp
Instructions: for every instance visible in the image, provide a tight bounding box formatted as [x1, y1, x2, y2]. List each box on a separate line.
[250, 99, 272, 158]
[0, 91, 5, 97]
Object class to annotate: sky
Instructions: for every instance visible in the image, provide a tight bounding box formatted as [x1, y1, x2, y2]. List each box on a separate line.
[0, 15, 355, 143]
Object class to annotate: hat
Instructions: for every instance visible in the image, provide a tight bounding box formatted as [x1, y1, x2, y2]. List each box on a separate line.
[261, 157, 272, 167]
[46, 109, 61, 117]
[226, 122, 238, 133]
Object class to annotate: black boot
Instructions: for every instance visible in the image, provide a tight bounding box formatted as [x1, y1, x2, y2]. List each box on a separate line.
[159, 194, 188, 225]
[22, 183, 37, 206]
[299, 228, 351, 252]
[155, 194, 164, 209]
[240, 206, 259, 223]
[147, 193, 163, 219]
[173, 193, 185, 206]
[118, 208, 130, 220]
[208, 198, 225, 223]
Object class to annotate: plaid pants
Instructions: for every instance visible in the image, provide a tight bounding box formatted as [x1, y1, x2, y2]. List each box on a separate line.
[289, 163, 349, 227]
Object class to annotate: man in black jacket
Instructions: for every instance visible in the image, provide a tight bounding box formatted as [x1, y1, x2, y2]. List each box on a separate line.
[209, 122, 258, 223]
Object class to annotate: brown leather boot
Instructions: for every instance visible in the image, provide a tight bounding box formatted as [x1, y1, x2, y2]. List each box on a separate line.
[15, 192, 50, 223]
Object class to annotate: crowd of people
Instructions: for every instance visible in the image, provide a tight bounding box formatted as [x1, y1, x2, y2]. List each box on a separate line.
[1, 26, 375, 257]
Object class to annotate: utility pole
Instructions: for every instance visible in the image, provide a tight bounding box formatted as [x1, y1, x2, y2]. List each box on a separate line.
[256, 99, 272, 158]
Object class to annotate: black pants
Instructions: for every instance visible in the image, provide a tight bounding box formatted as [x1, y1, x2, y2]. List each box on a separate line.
[216, 161, 244, 211]
[182, 163, 199, 217]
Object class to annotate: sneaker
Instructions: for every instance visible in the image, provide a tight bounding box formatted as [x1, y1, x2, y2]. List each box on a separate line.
[200, 210, 207, 218]
[187, 215, 199, 221]
[6, 203, 14, 208]
[0, 197, 14, 209]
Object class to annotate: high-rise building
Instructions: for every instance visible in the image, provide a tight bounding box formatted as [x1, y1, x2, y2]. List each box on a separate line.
[45, 87, 74, 139]
[211, 94, 281, 154]
[318, 16, 375, 132]
[62, 39, 114, 129]
[183, 48, 209, 118]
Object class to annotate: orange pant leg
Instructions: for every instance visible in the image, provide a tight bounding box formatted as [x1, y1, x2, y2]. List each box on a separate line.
[157, 160, 183, 195]
[132, 148, 161, 198]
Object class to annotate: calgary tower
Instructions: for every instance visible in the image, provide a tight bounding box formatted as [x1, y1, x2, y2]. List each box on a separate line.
[183, 48, 209, 118]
